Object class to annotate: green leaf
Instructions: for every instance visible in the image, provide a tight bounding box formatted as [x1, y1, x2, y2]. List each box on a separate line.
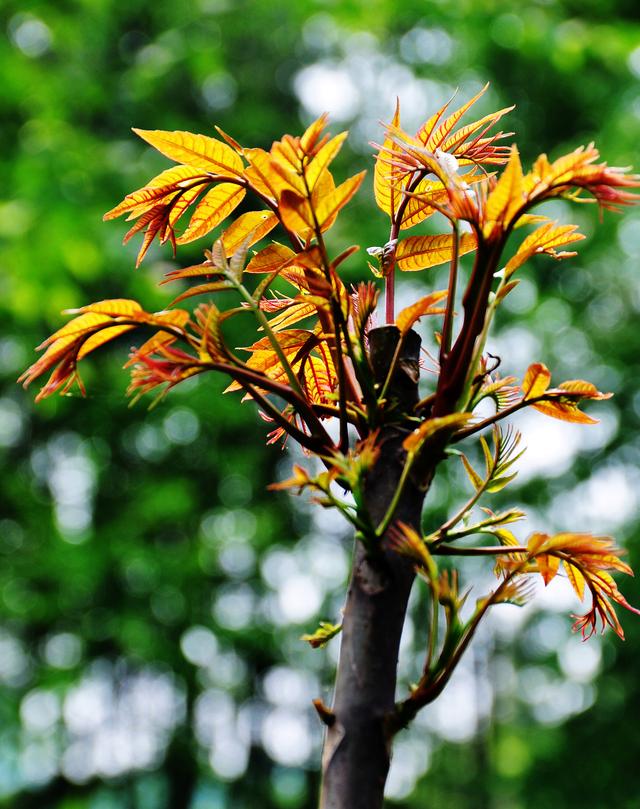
[301, 621, 343, 649]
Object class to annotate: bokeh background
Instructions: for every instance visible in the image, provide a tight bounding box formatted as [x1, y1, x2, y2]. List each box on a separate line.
[2, 1, 640, 807]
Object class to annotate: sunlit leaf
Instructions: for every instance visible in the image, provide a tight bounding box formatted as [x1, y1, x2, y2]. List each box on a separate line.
[396, 232, 477, 271]
[221, 211, 279, 255]
[177, 183, 246, 244]
[396, 290, 448, 335]
[522, 362, 551, 399]
[483, 145, 524, 236]
[133, 128, 244, 175]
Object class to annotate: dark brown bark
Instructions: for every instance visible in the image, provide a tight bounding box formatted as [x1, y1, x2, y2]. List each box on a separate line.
[320, 327, 430, 809]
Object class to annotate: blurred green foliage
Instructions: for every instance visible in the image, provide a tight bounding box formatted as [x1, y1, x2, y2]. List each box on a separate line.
[2, 1, 640, 807]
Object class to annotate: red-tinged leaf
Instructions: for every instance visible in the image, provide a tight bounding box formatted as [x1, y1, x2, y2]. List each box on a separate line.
[169, 281, 235, 306]
[176, 183, 246, 244]
[441, 105, 515, 156]
[132, 128, 244, 176]
[399, 174, 486, 230]
[104, 166, 209, 220]
[420, 84, 490, 150]
[316, 171, 366, 231]
[395, 232, 477, 271]
[245, 243, 295, 274]
[167, 182, 208, 226]
[162, 262, 224, 284]
[306, 131, 348, 190]
[123, 205, 167, 245]
[564, 560, 586, 601]
[221, 211, 279, 255]
[332, 244, 360, 270]
[531, 400, 599, 425]
[125, 318, 191, 368]
[537, 553, 560, 585]
[396, 290, 448, 335]
[522, 362, 551, 399]
[374, 99, 404, 219]
[302, 353, 336, 405]
[484, 145, 525, 236]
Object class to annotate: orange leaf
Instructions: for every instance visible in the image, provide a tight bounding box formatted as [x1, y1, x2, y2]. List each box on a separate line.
[522, 363, 551, 399]
[245, 243, 295, 274]
[536, 553, 560, 585]
[531, 400, 599, 424]
[316, 171, 366, 231]
[396, 290, 448, 335]
[132, 128, 244, 176]
[103, 165, 209, 220]
[279, 190, 314, 238]
[176, 183, 246, 244]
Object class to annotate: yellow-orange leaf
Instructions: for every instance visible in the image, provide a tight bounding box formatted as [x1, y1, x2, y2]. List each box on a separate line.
[531, 400, 599, 424]
[374, 99, 403, 219]
[396, 232, 477, 271]
[537, 553, 560, 585]
[484, 145, 524, 236]
[177, 183, 245, 244]
[268, 301, 317, 332]
[104, 166, 208, 220]
[419, 84, 489, 150]
[68, 299, 145, 318]
[279, 190, 314, 237]
[132, 128, 244, 176]
[316, 171, 366, 231]
[299, 113, 329, 154]
[441, 105, 515, 155]
[396, 290, 448, 335]
[505, 222, 585, 277]
[564, 560, 586, 601]
[306, 131, 348, 190]
[245, 243, 295, 274]
[221, 211, 279, 255]
[77, 325, 137, 360]
[522, 362, 551, 399]
[400, 174, 486, 231]
[557, 380, 612, 400]
[403, 413, 473, 454]
[243, 148, 282, 199]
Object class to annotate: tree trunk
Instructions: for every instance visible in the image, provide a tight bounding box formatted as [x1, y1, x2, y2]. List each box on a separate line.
[320, 327, 430, 809]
